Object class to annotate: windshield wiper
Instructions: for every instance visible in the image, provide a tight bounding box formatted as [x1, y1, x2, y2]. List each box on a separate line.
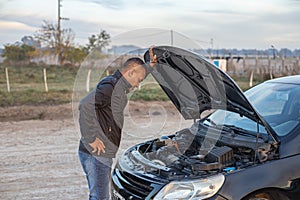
[221, 124, 266, 140]
[203, 118, 217, 126]
[202, 119, 267, 141]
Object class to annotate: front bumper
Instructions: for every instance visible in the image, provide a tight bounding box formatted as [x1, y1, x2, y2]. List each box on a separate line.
[111, 168, 163, 200]
[111, 167, 228, 200]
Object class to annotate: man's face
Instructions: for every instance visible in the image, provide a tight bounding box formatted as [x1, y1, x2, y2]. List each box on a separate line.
[127, 65, 146, 90]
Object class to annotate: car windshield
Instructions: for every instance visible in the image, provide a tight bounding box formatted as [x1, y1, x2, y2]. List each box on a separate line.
[205, 82, 300, 137]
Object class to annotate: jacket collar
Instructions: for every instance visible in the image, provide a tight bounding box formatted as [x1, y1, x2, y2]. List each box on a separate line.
[113, 70, 132, 93]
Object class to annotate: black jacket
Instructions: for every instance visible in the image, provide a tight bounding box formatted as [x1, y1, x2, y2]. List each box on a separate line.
[79, 70, 131, 158]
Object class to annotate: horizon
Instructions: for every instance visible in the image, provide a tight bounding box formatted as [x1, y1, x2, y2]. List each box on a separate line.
[0, 0, 300, 50]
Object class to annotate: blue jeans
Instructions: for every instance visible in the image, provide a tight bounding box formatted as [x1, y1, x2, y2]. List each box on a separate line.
[78, 150, 113, 200]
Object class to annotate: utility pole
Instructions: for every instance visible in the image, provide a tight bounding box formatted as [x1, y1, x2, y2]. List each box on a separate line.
[210, 38, 214, 59]
[57, 0, 69, 65]
[58, 0, 61, 64]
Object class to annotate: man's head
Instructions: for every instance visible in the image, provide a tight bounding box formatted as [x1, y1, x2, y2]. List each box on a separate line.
[120, 57, 146, 90]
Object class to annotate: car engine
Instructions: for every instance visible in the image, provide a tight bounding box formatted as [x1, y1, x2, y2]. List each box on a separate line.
[128, 123, 276, 179]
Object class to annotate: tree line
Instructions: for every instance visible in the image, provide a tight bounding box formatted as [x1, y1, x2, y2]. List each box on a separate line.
[1, 21, 110, 66]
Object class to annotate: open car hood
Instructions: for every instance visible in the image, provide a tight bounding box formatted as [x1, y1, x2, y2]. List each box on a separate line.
[144, 46, 255, 120]
[144, 46, 278, 142]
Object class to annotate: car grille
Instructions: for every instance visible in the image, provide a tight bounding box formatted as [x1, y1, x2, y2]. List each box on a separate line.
[114, 168, 154, 199]
[112, 189, 125, 200]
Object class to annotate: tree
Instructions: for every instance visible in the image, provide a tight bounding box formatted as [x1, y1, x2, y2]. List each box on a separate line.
[34, 20, 75, 65]
[86, 30, 110, 53]
[65, 47, 88, 66]
[2, 44, 36, 65]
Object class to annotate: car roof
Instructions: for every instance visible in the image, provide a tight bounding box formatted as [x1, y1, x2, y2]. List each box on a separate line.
[265, 75, 300, 85]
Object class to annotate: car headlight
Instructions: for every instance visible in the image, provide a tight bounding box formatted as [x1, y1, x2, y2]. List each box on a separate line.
[153, 173, 225, 200]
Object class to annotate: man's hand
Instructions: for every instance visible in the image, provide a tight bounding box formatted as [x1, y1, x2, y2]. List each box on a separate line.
[149, 46, 157, 67]
[89, 137, 105, 156]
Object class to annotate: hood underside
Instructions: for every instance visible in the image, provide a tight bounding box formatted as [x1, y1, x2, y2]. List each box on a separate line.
[144, 46, 257, 121]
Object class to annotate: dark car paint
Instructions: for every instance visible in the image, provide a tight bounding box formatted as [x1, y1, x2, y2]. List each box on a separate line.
[111, 46, 300, 200]
[219, 154, 300, 199]
[112, 153, 300, 199]
[279, 126, 300, 158]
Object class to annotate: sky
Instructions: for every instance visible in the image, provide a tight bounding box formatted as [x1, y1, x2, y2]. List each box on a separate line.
[0, 0, 300, 50]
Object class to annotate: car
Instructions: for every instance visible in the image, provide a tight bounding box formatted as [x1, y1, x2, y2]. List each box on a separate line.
[111, 46, 300, 200]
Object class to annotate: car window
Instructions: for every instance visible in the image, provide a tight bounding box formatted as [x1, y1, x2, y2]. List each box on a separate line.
[245, 82, 300, 136]
[205, 109, 267, 134]
[245, 83, 289, 116]
[204, 82, 300, 137]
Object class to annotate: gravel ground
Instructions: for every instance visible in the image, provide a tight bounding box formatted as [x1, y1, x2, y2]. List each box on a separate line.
[0, 101, 192, 200]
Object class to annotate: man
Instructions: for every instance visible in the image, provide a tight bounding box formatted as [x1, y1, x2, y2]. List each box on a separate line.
[78, 47, 157, 200]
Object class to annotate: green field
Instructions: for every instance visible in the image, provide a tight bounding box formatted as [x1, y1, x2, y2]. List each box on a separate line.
[0, 64, 262, 107]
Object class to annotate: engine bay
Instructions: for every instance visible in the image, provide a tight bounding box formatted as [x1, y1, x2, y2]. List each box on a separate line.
[126, 122, 277, 179]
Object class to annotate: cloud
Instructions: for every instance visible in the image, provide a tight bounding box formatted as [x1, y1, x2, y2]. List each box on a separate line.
[0, 20, 37, 46]
[0, 0, 299, 49]
[81, 0, 178, 10]
[0, 14, 45, 29]
[0, 20, 36, 31]
[80, 0, 124, 9]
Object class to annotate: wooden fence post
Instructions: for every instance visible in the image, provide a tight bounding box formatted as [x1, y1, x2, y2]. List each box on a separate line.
[249, 70, 253, 88]
[5, 67, 10, 93]
[43, 68, 48, 92]
[242, 57, 246, 76]
[230, 55, 234, 74]
[281, 57, 285, 74]
[255, 56, 259, 74]
[268, 57, 271, 74]
[86, 69, 91, 92]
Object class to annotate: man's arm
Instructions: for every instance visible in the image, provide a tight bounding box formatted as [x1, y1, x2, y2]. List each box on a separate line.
[149, 46, 157, 67]
[143, 46, 158, 75]
[79, 98, 106, 156]
[79, 96, 99, 143]
[79, 83, 114, 156]
[90, 83, 115, 155]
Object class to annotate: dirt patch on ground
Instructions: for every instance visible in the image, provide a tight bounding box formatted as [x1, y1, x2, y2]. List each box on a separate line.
[0, 103, 74, 122]
[0, 101, 192, 199]
[0, 101, 179, 122]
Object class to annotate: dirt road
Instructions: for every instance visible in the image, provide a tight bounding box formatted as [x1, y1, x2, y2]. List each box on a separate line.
[0, 101, 192, 199]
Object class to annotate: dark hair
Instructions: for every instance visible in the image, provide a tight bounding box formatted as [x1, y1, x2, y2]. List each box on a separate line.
[121, 57, 145, 71]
